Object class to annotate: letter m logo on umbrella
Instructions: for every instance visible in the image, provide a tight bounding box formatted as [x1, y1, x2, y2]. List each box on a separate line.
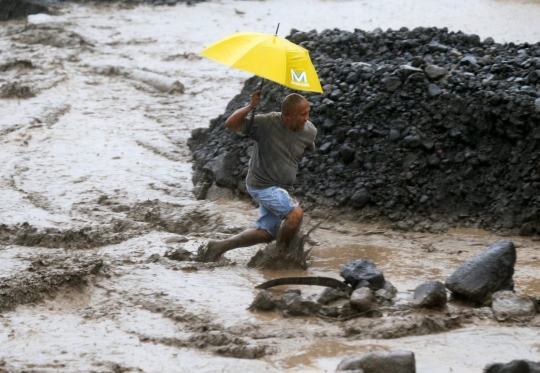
[291, 69, 309, 87]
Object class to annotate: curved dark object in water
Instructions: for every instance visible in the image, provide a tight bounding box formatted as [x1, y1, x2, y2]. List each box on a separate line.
[255, 276, 350, 290]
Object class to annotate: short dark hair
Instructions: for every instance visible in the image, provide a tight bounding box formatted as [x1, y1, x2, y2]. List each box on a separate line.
[281, 93, 307, 114]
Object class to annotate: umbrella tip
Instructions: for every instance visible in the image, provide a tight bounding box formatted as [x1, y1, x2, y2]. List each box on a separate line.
[275, 23, 280, 36]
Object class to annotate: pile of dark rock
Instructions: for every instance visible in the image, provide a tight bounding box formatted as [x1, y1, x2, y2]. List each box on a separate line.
[249, 240, 538, 321]
[188, 27, 540, 235]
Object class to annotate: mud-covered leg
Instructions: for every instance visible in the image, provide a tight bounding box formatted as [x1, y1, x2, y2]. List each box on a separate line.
[276, 206, 303, 250]
[198, 228, 273, 262]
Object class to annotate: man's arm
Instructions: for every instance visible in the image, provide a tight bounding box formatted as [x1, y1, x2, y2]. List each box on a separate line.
[225, 91, 261, 132]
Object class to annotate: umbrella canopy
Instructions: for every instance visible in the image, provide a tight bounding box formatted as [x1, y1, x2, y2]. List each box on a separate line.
[200, 32, 323, 93]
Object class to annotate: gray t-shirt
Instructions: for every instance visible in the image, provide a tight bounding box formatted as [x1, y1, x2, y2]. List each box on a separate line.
[242, 112, 317, 192]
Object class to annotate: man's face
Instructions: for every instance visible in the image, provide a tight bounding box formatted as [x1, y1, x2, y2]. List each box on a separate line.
[284, 100, 310, 132]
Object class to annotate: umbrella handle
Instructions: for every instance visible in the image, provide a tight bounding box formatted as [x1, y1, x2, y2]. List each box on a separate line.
[249, 79, 265, 128]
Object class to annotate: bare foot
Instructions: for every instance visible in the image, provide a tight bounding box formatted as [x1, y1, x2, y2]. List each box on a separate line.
[197, 240, 225, 262]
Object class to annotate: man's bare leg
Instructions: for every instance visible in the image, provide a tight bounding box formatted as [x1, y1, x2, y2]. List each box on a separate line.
[276, 206, 303, 249]
[200, 228, 273, 262]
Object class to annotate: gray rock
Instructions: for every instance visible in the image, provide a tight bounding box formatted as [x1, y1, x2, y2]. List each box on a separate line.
[249, 290, 276, 311]
[375, 288, 394, 301]
[399, 65, 423, 77]
[424, 65, 447, 80]
[385, 76, 402, 92]
[164, 247, 193, 261]
[534, 98, 540, 113]
[341, 259, 385, 290]
[484, 359, 540, 373]
[383, 281, 398, 295]
[427, 84, 441, 97]
[205, 183, 235, 201]
[350, 188, 371, 208]
[413, 281, 447, 308]
[192, 181, 211, 200]
[202, 152, 239, 189]
[350, 287, 374, 311]
[282, 292, 321, 316]
[315, 287, 344, 305]
[164, 235, 189, 244]
[337, 350, 416, 373]
[445, 240, 516, 304]
[492, 290, 537, 321]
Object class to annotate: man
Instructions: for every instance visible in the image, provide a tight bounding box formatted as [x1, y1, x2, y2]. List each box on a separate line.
[198, 90, 317, 262]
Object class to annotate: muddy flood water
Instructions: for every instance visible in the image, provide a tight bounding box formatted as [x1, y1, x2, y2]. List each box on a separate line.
[1, 0, 540, 372]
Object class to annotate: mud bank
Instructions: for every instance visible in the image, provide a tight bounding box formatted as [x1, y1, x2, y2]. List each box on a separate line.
[189, 27, 540, 236]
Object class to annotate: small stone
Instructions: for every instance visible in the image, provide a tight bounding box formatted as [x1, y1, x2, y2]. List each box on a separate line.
[413, 281, 447, 308]
[249, 290, 276, 311]
[164, 235, 189, 244]
[164, 247, 193, 261]
[427, 84, 441, 97]
[424, 65, 447, 80]
[350, 287, 374, 312]
[337, 350, 416, 373]
[315, 287, 344, 304]
[350, 188, 371, 208]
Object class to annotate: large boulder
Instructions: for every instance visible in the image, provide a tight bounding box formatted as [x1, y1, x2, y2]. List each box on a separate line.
[340, 259, 385, 290]
[484, 360, 540, 373]
[337, 350, 416, 373]
[412, 281, 447, 308]
[445, 240, 516, 304]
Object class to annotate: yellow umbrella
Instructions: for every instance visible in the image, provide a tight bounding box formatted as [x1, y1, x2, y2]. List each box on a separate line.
[200, 32, 323, 94]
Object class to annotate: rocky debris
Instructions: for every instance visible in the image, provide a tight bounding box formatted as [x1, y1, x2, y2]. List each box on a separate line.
[0, 0, 48, 22]
[445, 240, 516, 304]
[412, 280, 447, 308]
[315, 287, 347, 304]
[340, 259, 385, 290]
[188, 27, 540, 236]
[336, 350, 416, 373]
[484, 360, 540, 373]
[164, 247, 194, 261]
[249, 290, 277, 311]
[281, 289, 321, 317]
[0, 253, 104, 312]
[491, 291, 538, 322]
[350, 287, 374, 312]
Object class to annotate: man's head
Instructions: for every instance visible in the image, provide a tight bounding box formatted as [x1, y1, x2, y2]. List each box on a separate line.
[281, 93, 310, 132]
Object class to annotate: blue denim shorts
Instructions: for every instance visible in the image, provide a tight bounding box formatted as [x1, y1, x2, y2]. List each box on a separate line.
[246, 185, 298, 238]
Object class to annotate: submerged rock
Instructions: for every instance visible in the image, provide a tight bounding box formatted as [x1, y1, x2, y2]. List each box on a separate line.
[336, 350, 416, 373]
[445, 240, 516, 304]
